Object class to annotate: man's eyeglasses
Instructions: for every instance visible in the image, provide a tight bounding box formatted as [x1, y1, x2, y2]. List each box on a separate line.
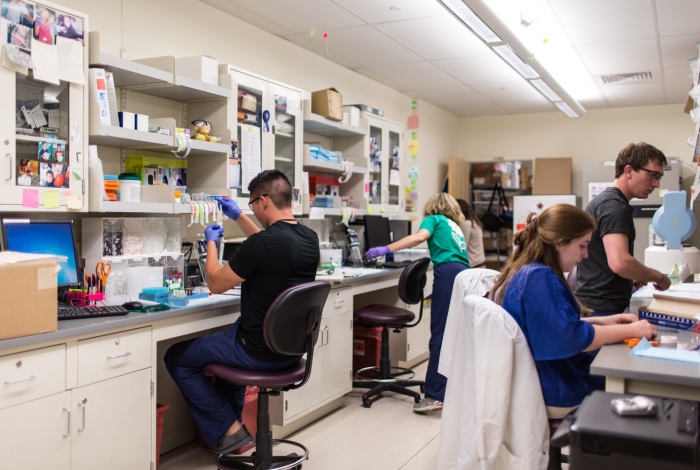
[639, 168, 664, 181]
[248, 194, 268, 211]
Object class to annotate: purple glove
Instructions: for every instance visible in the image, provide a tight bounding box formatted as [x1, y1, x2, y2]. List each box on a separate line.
[365, 246, 391, 260]
[204, 224, 225, 247]
[218, 198, 242, 221]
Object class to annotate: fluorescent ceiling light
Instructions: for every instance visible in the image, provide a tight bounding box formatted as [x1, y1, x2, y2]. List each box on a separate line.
[492, 45, 539, 80]
[439, 0, 501, 43]
[529, 78, 561, 102]
[554, 101, 579, 118]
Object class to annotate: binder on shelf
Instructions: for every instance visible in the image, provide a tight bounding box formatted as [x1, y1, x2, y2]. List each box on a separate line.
[104, 71, 120, 127]
[89, 68, 112, 126]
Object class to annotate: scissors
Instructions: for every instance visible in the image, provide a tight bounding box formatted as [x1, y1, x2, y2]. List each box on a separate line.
[96, 261, 112, 290]
[624, 338, 659, 348]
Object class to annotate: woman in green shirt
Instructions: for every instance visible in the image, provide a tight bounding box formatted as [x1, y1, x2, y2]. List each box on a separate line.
[365, 192, 470, 412]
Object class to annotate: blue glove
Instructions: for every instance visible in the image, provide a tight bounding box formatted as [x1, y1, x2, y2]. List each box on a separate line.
[204, 224, 225, 248]
[365, 246, 391, 259]
[218, 198, 242, 221]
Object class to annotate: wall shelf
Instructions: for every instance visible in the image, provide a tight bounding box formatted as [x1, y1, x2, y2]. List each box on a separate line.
[88, 125, 172, 148]
[303, 100, 367, 137]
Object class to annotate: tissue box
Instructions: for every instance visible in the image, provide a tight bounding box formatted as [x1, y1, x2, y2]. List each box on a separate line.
[343, 106, 360, 126]
[311, 88, 343, 121]
[118, 112, 136, 130]
[136, 114, 149, 132]
[175, 55, 219, 86]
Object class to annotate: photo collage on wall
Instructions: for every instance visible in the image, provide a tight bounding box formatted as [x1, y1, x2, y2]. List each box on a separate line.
[16, 139, 69, 187]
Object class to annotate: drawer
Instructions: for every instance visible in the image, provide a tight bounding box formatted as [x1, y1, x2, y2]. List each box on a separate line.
[323, 287, 352, 317]
[0, 344, 66, 410]
[77, 327, 151, 387]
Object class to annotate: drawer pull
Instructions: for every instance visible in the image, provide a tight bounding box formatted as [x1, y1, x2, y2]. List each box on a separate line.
[333, 299, 345, 305]
[4, 375, 36, 385]
[107, 351, 132, 360]
[78, 399, 87, 432]
[63, 408, 70, 438]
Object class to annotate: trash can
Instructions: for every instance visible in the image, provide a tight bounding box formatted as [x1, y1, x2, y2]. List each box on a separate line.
[353, 324, 382, 374]
[156, 403, 170, 469]
[198, 385, 259, 454]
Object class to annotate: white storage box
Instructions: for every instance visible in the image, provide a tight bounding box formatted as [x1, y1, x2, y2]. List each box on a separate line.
[393, 249, 429, 263]
[343, 105, 360, 126]
[175, 55, 219, 86]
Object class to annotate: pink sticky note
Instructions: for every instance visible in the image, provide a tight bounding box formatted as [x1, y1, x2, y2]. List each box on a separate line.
[364, 183, 369, 193]
[60, 190, 71, 196]
[22, 189, 39, 208]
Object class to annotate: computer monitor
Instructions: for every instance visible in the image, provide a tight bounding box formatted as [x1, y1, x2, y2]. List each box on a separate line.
[364, 215, 392, 250]
[2, 219, 81, 288]
[389, 219, 411, 243]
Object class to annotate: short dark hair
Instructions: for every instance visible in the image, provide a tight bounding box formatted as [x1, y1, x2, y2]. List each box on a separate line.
[615, 142, 667, 178]
[248, 169, 292, 210]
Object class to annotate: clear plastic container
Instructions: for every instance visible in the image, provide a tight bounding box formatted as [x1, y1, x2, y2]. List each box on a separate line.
[123, 218, 144, 255]
[144, 218, 166, 254]
[102, 218, 124, 257]
[105, 259, 127, 298]
[164, 218, 182, 253]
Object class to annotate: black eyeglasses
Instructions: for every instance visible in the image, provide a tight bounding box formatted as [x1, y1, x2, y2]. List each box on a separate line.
[248, 193, 268, 211]
[638, 168, 664, 181]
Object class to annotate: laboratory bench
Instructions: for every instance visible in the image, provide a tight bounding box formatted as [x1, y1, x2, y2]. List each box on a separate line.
[0, 265, 432, 470]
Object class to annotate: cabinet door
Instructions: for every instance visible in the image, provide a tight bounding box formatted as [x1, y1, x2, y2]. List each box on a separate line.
[384, 123, 403, 211]
[71, 368, 152, 470]
[320, 311, 353, 402]
[367, 122, 383, 207]
[268, 84, 302, 191]
[0, 391, 71, 470]
[0, 65, 86, 210]
[283, 334, 322, 421]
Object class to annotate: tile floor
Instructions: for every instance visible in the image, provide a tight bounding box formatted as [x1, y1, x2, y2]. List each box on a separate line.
[159, 360, 442, 470]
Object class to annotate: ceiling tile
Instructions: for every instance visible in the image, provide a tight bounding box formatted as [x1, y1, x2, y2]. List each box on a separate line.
[199, 0, 297, 36]
[577, 39, 659, 76]
[300, 25, 422, 67]
[660, 34, 700, 69]
[600, 82, 665, 107]
[353, 68, 407, 90]
[664, 67, 694, 103]
[470, 81, 552, 106]
[578, 95, 609, 109]
[284, 34, 362, 69]
[218, 0, 365, 34]
[415, 86, 507, 116]
[358, 61, 461, 90]
[434, 55, 523, 85]
[333, 0, 447, 23]
[656, 0, 700, 37]
[375, 16, 491, 60]
[549, 0, 655, 45]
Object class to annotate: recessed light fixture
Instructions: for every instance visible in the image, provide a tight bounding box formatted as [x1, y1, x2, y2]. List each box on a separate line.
[390, 6, 402, 11]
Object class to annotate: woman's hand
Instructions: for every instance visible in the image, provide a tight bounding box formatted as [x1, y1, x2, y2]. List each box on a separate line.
[630, 319, 656, 340]
[583, 313, 636, 326]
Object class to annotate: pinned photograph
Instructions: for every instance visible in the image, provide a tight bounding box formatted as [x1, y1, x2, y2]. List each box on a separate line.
[16, 157, 38, 186]
[51, 163, 68, 187]
[33, 4, 55, 45]
[56, 12, 83, 42]
[53, 142, 64, 162]
[8, 23, 31, 52]
[37, 140, 52, 161]
[39, 161, 54, 186]
[1, 0, 35, 28]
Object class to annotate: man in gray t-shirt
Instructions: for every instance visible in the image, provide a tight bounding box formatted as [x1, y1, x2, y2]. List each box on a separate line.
[577, 142, 671, 315]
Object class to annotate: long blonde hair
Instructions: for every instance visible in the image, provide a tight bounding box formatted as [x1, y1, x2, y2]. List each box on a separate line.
[423, 193, 465, 226]
[490, 204, 596, 306]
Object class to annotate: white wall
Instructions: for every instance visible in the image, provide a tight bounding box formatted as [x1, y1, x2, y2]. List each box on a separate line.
[59, 0, 459, 222]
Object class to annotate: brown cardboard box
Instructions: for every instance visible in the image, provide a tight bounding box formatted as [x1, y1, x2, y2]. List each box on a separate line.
[311, 88, 343, 121]
[519, 167, 531, 189]
[0, 254, 58, 340]
[533, 157, 572, 195]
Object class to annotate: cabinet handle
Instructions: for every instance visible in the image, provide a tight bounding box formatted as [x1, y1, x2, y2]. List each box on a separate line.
[333, 299, 345, 306]
[63, 407, 71, 438]
[4, 375, 36, 384]
[323, 328, 329, 346]
[5, 154, 11, 181]
[107, 351, 132, 359]
[78, 400, 87, 432]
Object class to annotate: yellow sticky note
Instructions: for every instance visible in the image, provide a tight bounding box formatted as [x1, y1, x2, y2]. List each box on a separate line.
[367, 205, 373, 215]
[659, 189, 666, 198]
[67, 195, 82, 210]
[44, 190, 59, 209]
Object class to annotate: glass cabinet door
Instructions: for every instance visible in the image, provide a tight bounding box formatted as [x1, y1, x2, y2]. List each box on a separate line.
[269, 84, 300, 188]
[368, 125, 382, 205]
[233, 76, 265, 196]
[387, 129, 400, 206]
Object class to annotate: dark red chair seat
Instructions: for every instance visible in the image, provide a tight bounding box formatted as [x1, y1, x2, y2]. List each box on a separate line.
[354, 305, 415, 325]
[203, 359, 306, 389]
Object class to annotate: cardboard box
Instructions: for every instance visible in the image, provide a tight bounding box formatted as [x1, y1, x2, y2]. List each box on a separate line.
[0, 253, 58, 340]
[175, 55, 219, 86]
[312, 88, 343, 121]
[519, 167, 531, 189]
[533, 157, 572, 195]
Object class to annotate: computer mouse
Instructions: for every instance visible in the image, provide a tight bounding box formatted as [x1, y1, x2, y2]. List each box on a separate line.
[122, 301, 143, 311]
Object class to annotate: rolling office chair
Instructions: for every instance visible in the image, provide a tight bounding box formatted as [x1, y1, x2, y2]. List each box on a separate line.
[352, 257, 430, 408]
[203, 281, 331, 470]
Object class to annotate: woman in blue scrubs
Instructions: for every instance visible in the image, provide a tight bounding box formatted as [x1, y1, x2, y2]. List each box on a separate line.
[490, 204, 655, 408]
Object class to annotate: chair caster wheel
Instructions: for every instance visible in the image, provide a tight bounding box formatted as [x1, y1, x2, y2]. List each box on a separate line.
[363, 399, 372, 408]
[414, 395, 421, 404]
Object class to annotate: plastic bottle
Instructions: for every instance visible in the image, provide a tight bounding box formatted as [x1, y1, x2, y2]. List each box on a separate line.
[88, 145, 110, 208]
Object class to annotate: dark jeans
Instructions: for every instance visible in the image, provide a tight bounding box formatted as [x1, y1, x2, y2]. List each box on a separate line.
[164, 319, 299, 446]
[589, 308, 627, 317]
[424, 261, 469, 402]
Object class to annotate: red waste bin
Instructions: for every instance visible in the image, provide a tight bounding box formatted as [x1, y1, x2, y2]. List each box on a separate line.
[353, 324, 382, 374]
[198, 385, 259, 454]
[156, 403, 170, 469]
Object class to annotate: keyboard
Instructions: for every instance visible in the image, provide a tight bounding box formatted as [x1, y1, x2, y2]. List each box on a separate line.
[58, 305, 130, 320]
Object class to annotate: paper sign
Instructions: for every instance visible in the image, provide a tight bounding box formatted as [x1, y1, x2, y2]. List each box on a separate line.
[389, 169, 400, 186]
[67, 195, 82, 210]
[408, 164, 419, 179]
[22, 189, 39, 208]
[309, 207, 325, 219]
[31, 41, 59, 85]
[286, 100, 299, 117]
[1, 45, 27, 74]
[2, 44, 32, 73]
[72, 167, 83, 179]
[588, 182, 611, 203]
[56, 36, 84, 85]
[44, 190, 59, 208]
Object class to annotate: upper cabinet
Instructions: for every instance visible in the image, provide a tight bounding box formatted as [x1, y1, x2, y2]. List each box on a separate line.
[0, 1, 88, 211]
[366, 114, 403, 213]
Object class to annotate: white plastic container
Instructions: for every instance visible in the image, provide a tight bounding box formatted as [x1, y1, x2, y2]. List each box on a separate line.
[118, 173, 141, 202]
[320, 249, 343, 269]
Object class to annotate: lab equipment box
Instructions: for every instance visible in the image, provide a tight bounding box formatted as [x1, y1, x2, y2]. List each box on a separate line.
[311, 88, 343, 121]
[0, 253, 58, 340]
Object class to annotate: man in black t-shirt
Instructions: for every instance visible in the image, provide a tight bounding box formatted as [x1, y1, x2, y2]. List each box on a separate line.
[165, 170, 319, 455]
[577, 142, 671, 316]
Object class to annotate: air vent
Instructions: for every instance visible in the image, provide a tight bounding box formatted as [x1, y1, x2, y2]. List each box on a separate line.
[600, 72, 654, 85]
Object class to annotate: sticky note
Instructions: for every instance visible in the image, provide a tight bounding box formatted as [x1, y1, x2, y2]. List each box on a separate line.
[72, 167, 83, 179]
[67, 195, 82, 210]
[367, 205, 373, 215]
[44, 190, 59, 209]
[60, 190, 71, 196]
[22, 189, 39, 208]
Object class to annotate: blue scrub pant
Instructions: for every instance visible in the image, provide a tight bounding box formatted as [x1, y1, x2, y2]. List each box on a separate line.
[164, 319, 299, 446]
[424, 262, 469, 402]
